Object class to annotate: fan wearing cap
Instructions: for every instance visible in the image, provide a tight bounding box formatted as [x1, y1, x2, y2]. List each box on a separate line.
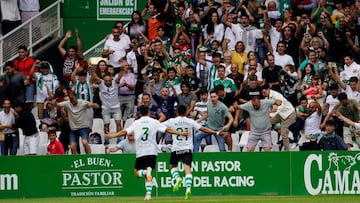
[30, 60, 59, 119]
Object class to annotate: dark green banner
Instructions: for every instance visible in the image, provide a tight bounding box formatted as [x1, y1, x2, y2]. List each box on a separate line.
[0, 152, 359, 199]
[97, 0, 137, 21]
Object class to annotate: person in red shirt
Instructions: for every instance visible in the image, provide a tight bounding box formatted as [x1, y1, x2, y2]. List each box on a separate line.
[13, 45, 36, 107]
[47, 129, 64, 155]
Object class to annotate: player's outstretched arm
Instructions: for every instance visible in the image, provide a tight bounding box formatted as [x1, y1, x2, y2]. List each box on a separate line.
[199, 126, 219, 135]
[165, 128, 189, 137]
[105, 130, 128, 139]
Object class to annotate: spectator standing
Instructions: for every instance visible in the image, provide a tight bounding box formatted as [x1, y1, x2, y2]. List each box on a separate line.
[126, 10, 147, 43]
[213, 65, 238, 94]
[0, 0, 21, 35]
[206, 52, 222, 91]
[329, 63, 360, 103]
[222, 40, 248, 74]
[18, 0, 40, 23]
[306, 120, 347, 151]
[90, 68, 122, 146]
[340, 55, 360, 84]
[0, 99, 17, 155]
[0, 61, 29, 104]
[262, 54, 282, 92]
[150, 83, 176, 120]
[202, 10, 224, 44]
[321, 93, 359, 149]
[143, 3, 165, 42]
[299, 100, 322, 150]
[92, 60, 109, 118]
[58, 29, 83, 88]
[237, 97, 280, 152]
[193, 89, 234, 152]
[14, 45, 36, 107]
[13, 100, 39, 155]
[224, 12, 263, 53]
[102, 25, 131, 74]
[30, 61, 59, 119]
[57, 93, 99, 154]
[226, 63, 244, 94]
[336, 111, 360, 149]
[135, 94, 166, 122]
[262, 86, 296, 151]
[182, 65, 201, 96]
[117, 61, 137, 122]
[177, 82, 198, 117]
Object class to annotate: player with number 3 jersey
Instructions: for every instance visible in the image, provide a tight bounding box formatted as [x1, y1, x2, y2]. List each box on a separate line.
[105, 105, 188, 201]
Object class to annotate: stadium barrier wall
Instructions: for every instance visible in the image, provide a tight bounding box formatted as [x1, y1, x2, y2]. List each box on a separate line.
[0, 151, 359, 199]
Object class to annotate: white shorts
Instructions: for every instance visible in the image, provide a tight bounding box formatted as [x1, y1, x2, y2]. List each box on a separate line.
[23, 133, 39, 155]
[247, 130, 272, 148]
[102, 107, 122, 124]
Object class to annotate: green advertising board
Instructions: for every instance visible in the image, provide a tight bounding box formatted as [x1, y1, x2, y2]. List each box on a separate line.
[97, 0, 137, 21]
[291, 151, 360, 195]
[0, 152, 359, 199]
[59, 0, 147, 51]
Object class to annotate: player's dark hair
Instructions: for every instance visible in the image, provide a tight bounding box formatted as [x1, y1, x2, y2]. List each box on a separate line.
[177, 105, 187, 115]
[139, 105, 149, 115]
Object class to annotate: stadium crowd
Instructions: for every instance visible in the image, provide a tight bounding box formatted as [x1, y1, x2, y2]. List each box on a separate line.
[1, 0, 360, 155]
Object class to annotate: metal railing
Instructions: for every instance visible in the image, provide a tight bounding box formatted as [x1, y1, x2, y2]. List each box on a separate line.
[83, 38, 106, 61]
[0, 0, 62, 69]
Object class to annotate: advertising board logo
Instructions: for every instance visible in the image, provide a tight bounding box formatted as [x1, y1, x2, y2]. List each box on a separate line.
[0, 174, 18, 191]
[61, 157, 122, 197]
[304, 153, 360, 195]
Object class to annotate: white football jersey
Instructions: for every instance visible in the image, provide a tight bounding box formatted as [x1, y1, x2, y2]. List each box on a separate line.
[126, 116, 167, 158]
[163, 116, 201, 152]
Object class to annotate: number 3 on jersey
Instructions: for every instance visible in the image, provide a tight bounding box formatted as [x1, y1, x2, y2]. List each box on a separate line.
[176, 128, 188, 141]
[141, 127, 149, 141]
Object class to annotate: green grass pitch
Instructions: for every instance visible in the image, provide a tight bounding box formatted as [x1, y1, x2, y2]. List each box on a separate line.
[1, 196, 359, 203]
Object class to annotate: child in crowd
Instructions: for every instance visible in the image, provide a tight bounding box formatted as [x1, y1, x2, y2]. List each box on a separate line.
[302, 75, 323, 101]
[289, 96, 309, 145]
[47, 129, 65, 155]
[305, 120, 347, 150]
